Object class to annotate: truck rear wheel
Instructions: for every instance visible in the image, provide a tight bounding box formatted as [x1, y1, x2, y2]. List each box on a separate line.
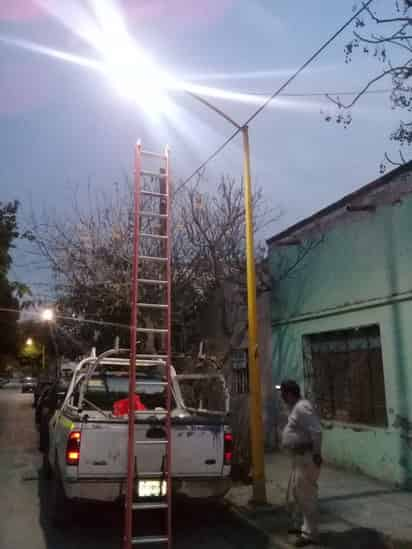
[50, 467, 73, 527]
[39, 411, 50, 453]
[42, 453, 52, 479]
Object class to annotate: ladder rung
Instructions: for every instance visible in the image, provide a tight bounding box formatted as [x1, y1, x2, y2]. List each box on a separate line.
[136, 354, 167, 360]
[132, 536, 168, 545]
[99, 358, 165, 367]
[136, 439, 168, 445]
[141, 150, 167, 160]
[141, 191, 168, 198]
[131, 502, 168, 510]
[141, 170, 164, 179]
[138, 279, 168, 285]
[135, 381, 167, 386]
[140, 233, 168, 240]
[138, 472, 165, 478]
[136, 328, 168, 334]
[139, 256, 168, 263]
[134, 411, 167, 417]
[138, 303, 168, 309]
[140, 211, 168, 218]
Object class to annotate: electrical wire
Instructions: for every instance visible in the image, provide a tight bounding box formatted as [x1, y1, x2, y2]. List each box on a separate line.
[248, 88, 391, 98]
[180, 0, 374, 189]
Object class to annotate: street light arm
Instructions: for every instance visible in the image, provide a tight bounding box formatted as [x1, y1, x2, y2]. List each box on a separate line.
[186, 91, 242, 130]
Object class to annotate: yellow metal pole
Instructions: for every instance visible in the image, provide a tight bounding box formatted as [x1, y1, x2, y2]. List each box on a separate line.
[242, 125, 267, 504]
[181, 91, 267, 504]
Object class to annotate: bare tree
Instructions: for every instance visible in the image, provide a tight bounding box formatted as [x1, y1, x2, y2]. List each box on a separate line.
[175, 175, 279, 358]
[327, 0, 412, 168]
[29, 174, 279, 356]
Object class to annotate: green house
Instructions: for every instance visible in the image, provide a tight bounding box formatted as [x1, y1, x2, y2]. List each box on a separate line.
[267, 161, 412, 486]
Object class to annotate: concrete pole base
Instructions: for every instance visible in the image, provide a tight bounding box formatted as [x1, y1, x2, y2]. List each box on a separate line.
[250, 478, 267, 506]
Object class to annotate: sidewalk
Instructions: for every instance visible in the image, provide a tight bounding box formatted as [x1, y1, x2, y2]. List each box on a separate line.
[226, 452, 412, 549]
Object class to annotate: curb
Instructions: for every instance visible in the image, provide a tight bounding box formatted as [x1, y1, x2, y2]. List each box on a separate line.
[228, 502, 293, 549]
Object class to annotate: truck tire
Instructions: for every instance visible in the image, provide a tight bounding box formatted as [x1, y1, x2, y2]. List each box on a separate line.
[42, 453, 53, 480]
[39, 412, 50, 453]
[50, 466, 73, 527]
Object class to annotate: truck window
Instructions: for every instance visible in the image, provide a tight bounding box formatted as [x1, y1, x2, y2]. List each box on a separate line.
[179, 377, 227, 412]
[83, 375, 172, 412]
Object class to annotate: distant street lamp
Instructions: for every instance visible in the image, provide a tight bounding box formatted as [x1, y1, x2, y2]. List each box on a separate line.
[24, 337, 46, 370]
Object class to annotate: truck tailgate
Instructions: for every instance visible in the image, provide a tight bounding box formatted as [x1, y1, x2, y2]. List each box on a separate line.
[77, 415, 226, 478]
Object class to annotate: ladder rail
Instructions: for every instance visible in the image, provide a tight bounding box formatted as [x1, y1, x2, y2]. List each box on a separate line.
[164, 146, 173, 549]
[124, 141, 142, 549]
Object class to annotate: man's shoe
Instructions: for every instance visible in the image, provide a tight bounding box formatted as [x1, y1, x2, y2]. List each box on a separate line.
[294, 536, 317, 547]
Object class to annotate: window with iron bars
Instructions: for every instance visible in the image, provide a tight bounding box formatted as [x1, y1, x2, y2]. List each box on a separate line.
[302, 325, 387, 427]
[231, 349, 249, 394]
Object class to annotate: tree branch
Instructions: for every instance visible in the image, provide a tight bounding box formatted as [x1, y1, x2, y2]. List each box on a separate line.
[364, 3, 412, 25]
[326, 64, 412, 109]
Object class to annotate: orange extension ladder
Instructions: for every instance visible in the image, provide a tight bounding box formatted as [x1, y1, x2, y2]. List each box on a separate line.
[124, 143, 172, 549]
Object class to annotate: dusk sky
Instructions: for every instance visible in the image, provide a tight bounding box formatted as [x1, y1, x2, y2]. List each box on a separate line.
[0, 0, 403, 299]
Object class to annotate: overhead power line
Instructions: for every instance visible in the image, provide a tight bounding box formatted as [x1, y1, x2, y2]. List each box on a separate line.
[180, 0, 374, 189]
[251, 88, 391, 98]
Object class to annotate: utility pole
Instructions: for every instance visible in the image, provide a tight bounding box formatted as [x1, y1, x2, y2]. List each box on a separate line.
[185, 92, 267, 504]
[242, 125, 267, 504]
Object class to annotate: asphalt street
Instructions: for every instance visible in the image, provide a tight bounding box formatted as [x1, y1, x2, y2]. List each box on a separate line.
[0, 385, 270, 549]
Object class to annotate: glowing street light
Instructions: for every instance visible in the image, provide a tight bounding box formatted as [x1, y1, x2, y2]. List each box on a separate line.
[25, 337, 33, 347]
[41, 308, 55, 323]
[39, 308, 55, 370]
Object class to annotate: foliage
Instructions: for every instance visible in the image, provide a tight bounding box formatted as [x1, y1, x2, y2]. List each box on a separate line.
[328, 1, 412, 168]
[29, 175, 278, 356]
[0, 201, 31, 359]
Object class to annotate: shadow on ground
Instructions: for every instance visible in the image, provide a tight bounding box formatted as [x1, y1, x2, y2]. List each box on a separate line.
[319, 528, 397, 549]
[37, 465, 272, 549]
[234, 503, 412, 549]
[37, 465, 122, 549]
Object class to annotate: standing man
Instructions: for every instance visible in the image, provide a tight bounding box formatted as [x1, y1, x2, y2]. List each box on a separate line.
[280, 380, 322, 547]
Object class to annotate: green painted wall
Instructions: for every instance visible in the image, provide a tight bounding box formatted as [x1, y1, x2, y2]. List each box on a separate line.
[269, 188, 412, 487]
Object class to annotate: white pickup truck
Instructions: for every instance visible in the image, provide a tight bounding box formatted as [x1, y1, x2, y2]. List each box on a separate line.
[45, 350, 233, 523]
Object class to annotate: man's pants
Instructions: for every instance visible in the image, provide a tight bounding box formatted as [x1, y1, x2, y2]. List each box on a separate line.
[287, 452, 320, 540]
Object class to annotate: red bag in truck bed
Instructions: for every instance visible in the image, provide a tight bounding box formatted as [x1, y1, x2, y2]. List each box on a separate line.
[113, 395, 147, 416]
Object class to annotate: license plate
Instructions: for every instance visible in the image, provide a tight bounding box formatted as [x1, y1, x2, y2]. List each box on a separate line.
[137, 480, 167, 498]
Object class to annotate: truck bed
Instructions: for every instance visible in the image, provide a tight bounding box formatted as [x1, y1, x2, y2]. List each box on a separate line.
[60, 409, 229, 479]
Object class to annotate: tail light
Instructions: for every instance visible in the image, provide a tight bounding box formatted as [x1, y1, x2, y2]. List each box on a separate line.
[66, 431, 81, 466]
[224, 432, 233, 466]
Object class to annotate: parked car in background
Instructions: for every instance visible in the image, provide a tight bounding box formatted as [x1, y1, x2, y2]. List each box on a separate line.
[38, 378, 69, 452]
[35, 382, 54, 427]
[21, 376, 37, 393]
[34, 377, 53, 408]
[0, 377, 9, 388]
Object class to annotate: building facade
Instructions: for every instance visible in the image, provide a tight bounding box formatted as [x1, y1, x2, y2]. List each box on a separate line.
[267, 162, 412, 486]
